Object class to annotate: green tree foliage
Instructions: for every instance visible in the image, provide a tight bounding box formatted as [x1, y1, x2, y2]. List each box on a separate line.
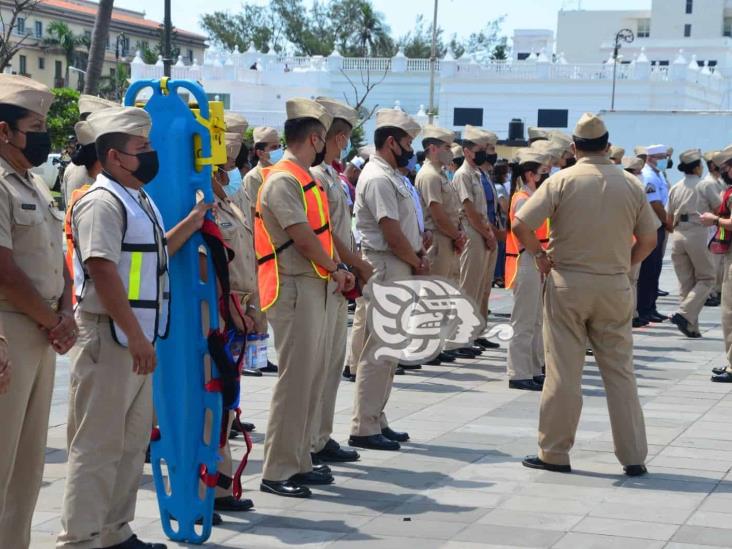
[47, 88, 80, 151]
[43, 21, 89, 86]
[398, 14, 446, 59]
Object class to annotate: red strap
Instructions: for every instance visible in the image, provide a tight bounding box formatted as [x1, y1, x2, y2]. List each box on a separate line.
[232, 408, 253, 500]
[205, 379, 223, 393]
[199, 464, 220, 488]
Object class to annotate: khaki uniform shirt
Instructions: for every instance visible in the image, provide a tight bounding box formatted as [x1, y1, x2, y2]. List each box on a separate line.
[0, 157, 65, 309]
[516, 156, 659, 276]
[354, 153, 421, 253]
[234, 165, 266, 226]
[698, 174, 724, 213]
[311, 163, 355, 253]
[62, 163, 94, 206]
[213, 196, 257, 294]
[415, 158, 460, 234]
[452, 161, 488, 226]
[668, 174, 719, 226]
[72, 181, 166, 313]
[259, 151, 323, 278]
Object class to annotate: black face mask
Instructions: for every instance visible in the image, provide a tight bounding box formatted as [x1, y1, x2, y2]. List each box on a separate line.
[473, 150, 487, 166]
[394, 141, 414, 168]
[667, 159, 674, 170]
[564, 157, 577, 168]
[485, 153, 498, 165]
[312, 142, 326, 167]
[119, 150, 159, 184]
[722, 172, 732, 186]
[538, 173, 550, 186]
[11, 130, 51, 167]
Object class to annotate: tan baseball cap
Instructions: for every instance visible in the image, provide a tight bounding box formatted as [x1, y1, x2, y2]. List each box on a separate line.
[549, 130, 572, 149]
[253, 127, 279, 145]
[703, 150, 719, 163]
[712, 149, 732, 167]
[224, 132, 243, 160]
[78, 94, 117, 117]
[531, 140, 564, 163]
[451, 143, 464, 159]
[224, 112, 249, 135]
[87, 106, 152, 140]
[73, 121, 95, 146]
[515, 147, 549, 165]
[621, 156, 644, 171]
[376, 108, 421, 138]
[0, 74, 54, 117]
[286, 98, 332, 131]
[573, 113, 608, 140]
[315, 97, 359, 128]
[634, 145, 648, 157]
[462, 125, 493, 146]
[679, 148, 702, 164]
[527, 127, 548, 141]
[609, 145, 625, 160]
[422, 125, 455, 145]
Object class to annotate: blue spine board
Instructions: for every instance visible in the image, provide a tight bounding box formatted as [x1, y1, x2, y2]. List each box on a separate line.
[124, 80, 222, 544]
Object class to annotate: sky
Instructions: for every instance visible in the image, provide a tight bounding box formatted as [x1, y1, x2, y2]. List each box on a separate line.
[115, 0, 651, 44]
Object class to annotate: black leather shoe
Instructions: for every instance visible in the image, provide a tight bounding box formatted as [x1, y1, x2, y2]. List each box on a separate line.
[261, 361, 279, 373]
[438, 351, 456, 362]
[649, 311, 669, 322]
[312, 463, 331, 474]
[145, 445, 151, 464]
[705, 295, 721, 307]
[657, 289, 669, 296]
[712, 371, 732, 383]
[671, 313, 697, 338]
[231, 421, 255, 434]
[229, 429, 240, 440]
[475, 337, 499, 349]
[399, 363, 422, 370]
[348, 434, 400, 451]
[214, 496, 254, 512]
[451, 348, 478, 359]
[105, 534, 168, 548]
[712, 366, 728, 375]
[522, 456, 571, 473]
[624, 464, 648, 477]
[342, 366, 356, 382]
[242, 368, 262, 377]
[585, 348, 593, 356]
[395, 366, 405, 375]
[261, 479, 311, 498]
[314, 439, 360, 462]
[290, 470, 334, 485]
[532, 374, 545, 385]
[425, 356, 442, 365]
[632, 317, 648, 328]
[381, 426, 409, 442]
[509, 379, 542, 391]
[170, 512, 222, 527]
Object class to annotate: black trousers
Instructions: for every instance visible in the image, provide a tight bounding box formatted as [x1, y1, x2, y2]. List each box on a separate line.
[637, 226, 666, 317]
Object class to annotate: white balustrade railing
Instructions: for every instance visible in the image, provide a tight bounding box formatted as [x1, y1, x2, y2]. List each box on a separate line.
[341, 57, 391, 72]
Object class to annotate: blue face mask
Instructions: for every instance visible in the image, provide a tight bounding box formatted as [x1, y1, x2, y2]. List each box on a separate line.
[268, 147, 284, 164]
[656, 158, 668, 171]
[340, 139, 352, 161]
[224, 168, 243, 196]
[446, 169, 454, 182]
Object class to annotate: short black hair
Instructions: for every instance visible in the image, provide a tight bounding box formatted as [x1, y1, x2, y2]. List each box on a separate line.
[374, 126, 408, 149]
[416, 150, 426, 164]
[453, 157, 464, 168]
[421, 137, 444, 150]
[707, 160, 719, 173]
[0, 103, 31, 128]
[325, 118, 353, 139]
[284, 117, 325, 145]
[461, 140, 478, 150]
[678, 159, 701, 174]
[235, 142, 249, 170]
[572, 132, 609, 152]
[95, 132, 134, 167]
[71, 143, 98, 170]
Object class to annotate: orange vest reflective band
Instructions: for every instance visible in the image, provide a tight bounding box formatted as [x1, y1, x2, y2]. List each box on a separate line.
[64, 185, 91, 305]
[254, 159, 334, 311]
[505, 189, 549, 289]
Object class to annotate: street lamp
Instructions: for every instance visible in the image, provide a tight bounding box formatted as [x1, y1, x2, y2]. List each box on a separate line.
[610, 28, 634, 111]
[114, 33, 127, 102]
[428, 0, 438, 124]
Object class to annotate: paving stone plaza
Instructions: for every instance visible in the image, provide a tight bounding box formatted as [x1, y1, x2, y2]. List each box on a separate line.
[30, 262, 732, 548]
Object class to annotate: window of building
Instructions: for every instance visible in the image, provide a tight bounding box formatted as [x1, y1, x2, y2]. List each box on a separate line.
[120, 36, 130, 56]
[684, 24, 692, 37]
[34, 20, 42, 38]
[55, 60, 62, 78]
[16, 17, 25, 35]
[19, 55, 27, 75]
[537, 109, 568, 128]
[725, 18, 732, 37]
[38, 57, 45, 70]
[517, 52, 531, 61]
[453, 107, 484, 127]
[637, 18, 650, 38]
[686, 0, 693, 14]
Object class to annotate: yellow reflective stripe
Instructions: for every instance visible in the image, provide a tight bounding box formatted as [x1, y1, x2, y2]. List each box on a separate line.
[311, 185, 326, 226]
[722, 228, 726, 240]
[128, 252, 143, 301]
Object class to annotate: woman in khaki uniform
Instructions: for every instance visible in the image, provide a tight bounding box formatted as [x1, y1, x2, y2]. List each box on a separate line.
[232, 126, 281, 225]
[0, 75, 78, 549]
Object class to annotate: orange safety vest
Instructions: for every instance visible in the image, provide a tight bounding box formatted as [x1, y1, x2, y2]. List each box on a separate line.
[254, 159, 334, 311]
[505, 188, 549, 289]
[63, 184, 91, 305]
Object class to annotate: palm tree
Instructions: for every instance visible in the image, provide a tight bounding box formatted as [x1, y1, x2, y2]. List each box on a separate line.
[84, 0, 114, 94]
[43, 20, 89, 87]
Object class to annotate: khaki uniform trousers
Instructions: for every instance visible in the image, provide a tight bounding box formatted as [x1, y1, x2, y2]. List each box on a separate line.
[506, 254, 544, 381]
[672, 225, 715, 332]
[311, 291, 348, 453]
[347, 296, 366, 376]
[713, 252, 724, 298]
[721, 255, 732, 369]
[58, 312, 152, 549]
[427, 231, 457, 279]
[459, 224, 491, 322]
[629, 262, 641, 318]
[351, 250, 412, 436]
[215, 411, 234, 499]
[481, 245, 499, 319]
[538, 271, 648, 467]
[0, 311, 56, 549]
[262, 275, 330, 481]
